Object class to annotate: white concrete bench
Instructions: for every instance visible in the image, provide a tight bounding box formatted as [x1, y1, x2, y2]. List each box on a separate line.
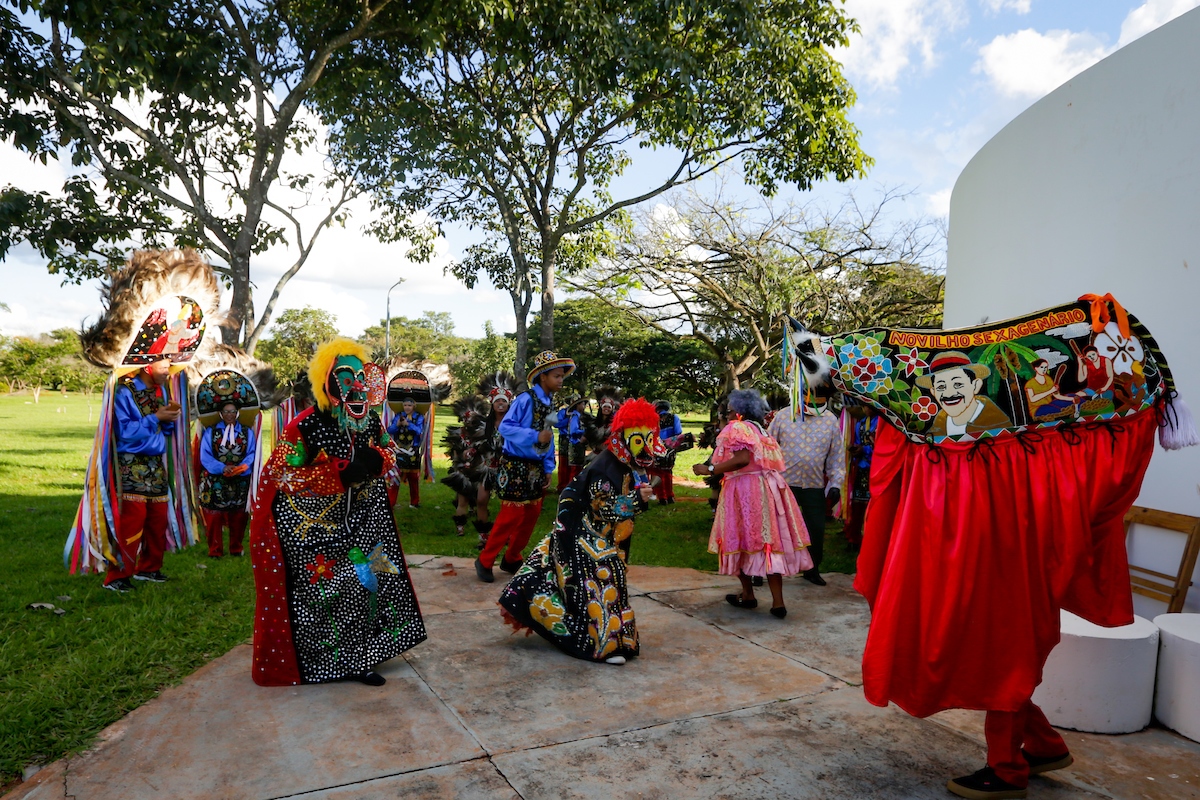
[1031, 610, 1159, 733]
[1153, 613, 1200, 743]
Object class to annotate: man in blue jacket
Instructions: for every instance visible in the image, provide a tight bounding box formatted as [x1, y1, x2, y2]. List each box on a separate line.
[106, 357, 181, 592]
[476, 350, 574, 582]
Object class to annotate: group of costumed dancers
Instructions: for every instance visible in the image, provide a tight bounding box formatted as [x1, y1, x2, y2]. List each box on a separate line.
[66, 249, 1197, 799]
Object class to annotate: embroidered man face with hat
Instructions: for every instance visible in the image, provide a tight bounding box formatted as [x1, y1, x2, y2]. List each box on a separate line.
[916, 351, 1012, 437]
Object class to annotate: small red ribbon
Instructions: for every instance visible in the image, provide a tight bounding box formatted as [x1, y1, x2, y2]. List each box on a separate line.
[1077, 293, 1131, 339]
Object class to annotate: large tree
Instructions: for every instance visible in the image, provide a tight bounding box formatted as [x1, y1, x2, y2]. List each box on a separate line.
[539, 297, 719, 407]
[569, 187, 945, 393]
[254, 306, 340, 383]
[358, 310, 470, 364]
[317, 0, 870, 371]
[0, 0, 442, 351]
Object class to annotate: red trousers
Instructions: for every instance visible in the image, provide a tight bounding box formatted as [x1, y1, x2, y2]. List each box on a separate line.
[203, 509, 248, 557]
[479, 499, 542, 568]
[106, 498, 168, 583]
[986, 699, 1068, 787]
[649, 468, 674, 501]
[399, 470, 420, 506]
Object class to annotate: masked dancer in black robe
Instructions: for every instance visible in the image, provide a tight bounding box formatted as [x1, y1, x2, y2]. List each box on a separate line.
[499, 398, 664, 665]
[250, 338, 426, 686]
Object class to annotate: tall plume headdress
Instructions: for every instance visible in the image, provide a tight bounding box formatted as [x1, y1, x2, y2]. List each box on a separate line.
[66, 249, 220, 574]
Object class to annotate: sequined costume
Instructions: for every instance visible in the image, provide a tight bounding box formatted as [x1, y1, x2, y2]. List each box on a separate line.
[499, 398, 663, 663]
[250, 339, 426, 686]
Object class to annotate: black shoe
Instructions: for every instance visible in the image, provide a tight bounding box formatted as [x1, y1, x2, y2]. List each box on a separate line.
[666, 497, 675, 504]
[802, 570, 826, 586]
[346, 671, 386, 686]
[229, 552, 243, 557]
[499, 558, 522, 575]
[751, 575, 764, 587]
[103, 578, 134, 593]
[947, 767, 1027, 799]
[133, 570, 168, 583]
[1022, 750, 1073, 775]
[770, 606, 787, 619]
[725, 593, 758, 609]
[657, 498, 667, 506]
[474, 558, 494, 583]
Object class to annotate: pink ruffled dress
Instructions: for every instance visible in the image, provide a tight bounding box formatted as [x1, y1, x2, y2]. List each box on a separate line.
[708, 420, 813, 577]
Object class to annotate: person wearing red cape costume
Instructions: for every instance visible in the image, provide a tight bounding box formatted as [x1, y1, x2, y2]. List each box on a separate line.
[787, 295, 1197, 798]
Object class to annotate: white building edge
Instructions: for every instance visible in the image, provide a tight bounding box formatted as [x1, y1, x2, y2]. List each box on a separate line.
[946, 8, 1200, 613]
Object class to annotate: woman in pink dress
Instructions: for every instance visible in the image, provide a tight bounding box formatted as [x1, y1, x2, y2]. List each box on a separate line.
[693, 389, 812, 617]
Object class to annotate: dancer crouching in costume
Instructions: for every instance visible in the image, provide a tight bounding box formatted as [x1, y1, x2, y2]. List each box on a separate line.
[695, 389, 812, 618]
[250, 338, 426, 686]
[475, 350, 574, 582]
[499, 398, 661, 664]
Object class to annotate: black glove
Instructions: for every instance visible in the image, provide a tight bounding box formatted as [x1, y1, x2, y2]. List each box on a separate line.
[828, 487, 841, 506]
[339, 448, 385, 488]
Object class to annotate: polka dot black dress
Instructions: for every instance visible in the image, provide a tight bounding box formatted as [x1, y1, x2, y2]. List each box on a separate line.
[250, 407, 426, 685]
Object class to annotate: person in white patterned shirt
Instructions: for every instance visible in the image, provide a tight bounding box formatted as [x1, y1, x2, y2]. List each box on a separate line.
[766, 387, 845, 585]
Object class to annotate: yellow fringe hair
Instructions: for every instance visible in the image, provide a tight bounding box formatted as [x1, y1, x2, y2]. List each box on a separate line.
[308, 337, 370, 412]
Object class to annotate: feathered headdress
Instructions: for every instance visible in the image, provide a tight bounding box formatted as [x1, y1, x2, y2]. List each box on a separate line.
[479, 370, 521, 405]
[308, 338, 369, 412]
[80, 248, 222, 372]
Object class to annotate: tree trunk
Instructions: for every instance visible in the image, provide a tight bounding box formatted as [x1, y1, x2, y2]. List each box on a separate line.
[539, 248, 556, 351]
[511, 291, 533, 381]
[225, 247, 254, 346]
[32, 384, 42, 403]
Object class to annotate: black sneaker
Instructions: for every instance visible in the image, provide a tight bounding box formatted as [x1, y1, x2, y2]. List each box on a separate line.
[103, 578, 134, 593]
[801, 570, 827, 586]
[499, 558, 523, 575]
[947, 767, 1027, 799]
[1023, 750, 1073, 775]
[133, 571, 168, 583]
[474, 558, 495, 583]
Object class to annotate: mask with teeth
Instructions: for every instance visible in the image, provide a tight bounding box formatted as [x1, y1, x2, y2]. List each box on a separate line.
[328, 355, 371, 433]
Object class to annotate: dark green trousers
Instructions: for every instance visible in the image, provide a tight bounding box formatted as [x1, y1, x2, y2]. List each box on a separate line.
[791, 486, 825, 573]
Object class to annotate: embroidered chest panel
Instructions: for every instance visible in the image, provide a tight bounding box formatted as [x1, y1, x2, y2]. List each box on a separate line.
[122, 378, 164, 417]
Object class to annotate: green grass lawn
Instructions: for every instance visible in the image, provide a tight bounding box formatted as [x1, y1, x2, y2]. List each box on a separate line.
[0, 396, 856, 786]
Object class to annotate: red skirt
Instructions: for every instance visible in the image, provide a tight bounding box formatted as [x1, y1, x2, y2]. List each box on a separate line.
[854, 410, 1157, 717]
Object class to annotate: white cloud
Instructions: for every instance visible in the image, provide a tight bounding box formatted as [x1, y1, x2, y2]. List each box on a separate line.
[838, 0, 968, 90]
[926, 188, 953, 217]
[0, 140, 67, 195]
[982, 0, 1032, 14]
[974, 28, 1109, 99]
[1118, 0, 1200, 46]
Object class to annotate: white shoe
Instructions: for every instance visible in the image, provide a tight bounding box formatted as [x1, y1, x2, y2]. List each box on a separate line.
[605, 656, 626, 665]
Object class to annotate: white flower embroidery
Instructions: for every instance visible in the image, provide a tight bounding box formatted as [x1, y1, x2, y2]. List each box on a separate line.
[1093, 322, 1144, 375]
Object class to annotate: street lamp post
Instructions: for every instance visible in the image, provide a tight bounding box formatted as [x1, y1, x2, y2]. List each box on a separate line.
[384, 278, 405, 365]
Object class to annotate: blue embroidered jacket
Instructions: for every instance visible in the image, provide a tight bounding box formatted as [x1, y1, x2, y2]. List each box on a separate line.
[114, 377, 173, 456]
[199, 421, 257, 474]
[500, 385, 557, 473]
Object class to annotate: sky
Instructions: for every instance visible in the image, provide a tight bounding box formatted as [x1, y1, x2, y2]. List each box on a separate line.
[2, 0, 1198, 342]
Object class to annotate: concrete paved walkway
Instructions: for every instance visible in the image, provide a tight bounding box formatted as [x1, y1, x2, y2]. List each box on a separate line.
[9, 558, 1200, 799]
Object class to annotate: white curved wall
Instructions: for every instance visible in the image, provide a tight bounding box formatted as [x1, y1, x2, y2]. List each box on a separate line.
[946, 8, 1200, 613]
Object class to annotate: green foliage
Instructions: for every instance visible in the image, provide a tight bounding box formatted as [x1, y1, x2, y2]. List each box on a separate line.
[0, 329, 107, 396]
[316, 0, 870, 360]
[536, 298, 720, 408]
[255, 307, 340, 383]
[573, 187, 945, 394]
[448, 321, 519, 394]
[0, 0, 442, 347]
[359, 311, 470, 365]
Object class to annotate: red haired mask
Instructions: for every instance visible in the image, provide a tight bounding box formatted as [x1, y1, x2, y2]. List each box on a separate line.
[607, 398, 667, 469]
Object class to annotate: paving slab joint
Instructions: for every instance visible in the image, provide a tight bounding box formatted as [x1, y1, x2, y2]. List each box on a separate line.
[639, 592, 864, 688]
